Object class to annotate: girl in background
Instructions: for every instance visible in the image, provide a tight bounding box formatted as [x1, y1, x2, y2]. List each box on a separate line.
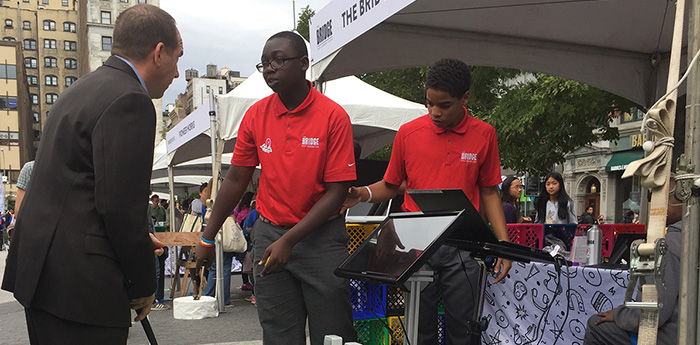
[501, 176, 528, 223]
[535, 172, 577, 224]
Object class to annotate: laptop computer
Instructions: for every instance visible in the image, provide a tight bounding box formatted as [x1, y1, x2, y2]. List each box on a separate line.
[335, 210, 466, 290]
[345, 199, 392, 224]
[408, 188, 562, 265]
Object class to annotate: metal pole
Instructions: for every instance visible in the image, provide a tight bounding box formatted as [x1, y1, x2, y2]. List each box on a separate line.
[679, 0, 700, 343]
[167, 164, 176, 293]
[208, 93, 224, 313]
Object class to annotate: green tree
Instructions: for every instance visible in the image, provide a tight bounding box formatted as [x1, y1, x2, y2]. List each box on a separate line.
[297, 6, 315, 41]
[481, 74, 636, 175]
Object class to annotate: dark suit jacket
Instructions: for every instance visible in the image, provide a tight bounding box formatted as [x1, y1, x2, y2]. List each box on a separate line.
[2, 56, 157, 327]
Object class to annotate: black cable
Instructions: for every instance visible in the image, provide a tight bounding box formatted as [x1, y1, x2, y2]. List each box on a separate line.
[457, 250, 477, 302]
[552, 259, 572, 345]
[366, 287, 403, 345]
[531, 259, 564, 345]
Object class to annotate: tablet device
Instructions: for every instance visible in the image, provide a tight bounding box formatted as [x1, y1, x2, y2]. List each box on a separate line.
[345, 199, 392, 224]
[335, 210, 466, 290]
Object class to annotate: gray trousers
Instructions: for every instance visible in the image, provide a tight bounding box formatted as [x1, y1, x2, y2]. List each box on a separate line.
[419, 245, 481, 345]
[584, 314, 633, 345]
[252, 216, 356, 345]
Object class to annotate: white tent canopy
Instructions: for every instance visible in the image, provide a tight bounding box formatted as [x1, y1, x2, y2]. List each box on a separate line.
[311, 0, 687, 108]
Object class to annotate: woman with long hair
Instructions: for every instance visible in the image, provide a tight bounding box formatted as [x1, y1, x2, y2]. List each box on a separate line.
[535, 172, 577, 224]
[501, 176, 524, 223]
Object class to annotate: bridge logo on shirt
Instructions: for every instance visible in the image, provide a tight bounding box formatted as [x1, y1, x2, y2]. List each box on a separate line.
[461, 152, 477, 163]
[260, 138, 272, 153]
[301, 136, 320, 149]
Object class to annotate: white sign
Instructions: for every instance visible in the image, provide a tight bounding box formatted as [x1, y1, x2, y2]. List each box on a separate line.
[166, 104, 211, 154]
[309, 0, 415, 65]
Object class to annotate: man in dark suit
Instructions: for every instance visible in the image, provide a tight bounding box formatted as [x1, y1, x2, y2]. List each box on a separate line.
[1, 4, 182, 344]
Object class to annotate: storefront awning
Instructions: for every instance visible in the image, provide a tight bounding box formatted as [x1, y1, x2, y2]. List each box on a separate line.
[606, 150, 644, 172]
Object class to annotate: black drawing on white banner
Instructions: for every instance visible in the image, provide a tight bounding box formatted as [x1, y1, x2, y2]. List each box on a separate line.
[515, 303, 528, 320]
[583, 268, 603, 286]
[485, 291, 495, 306]
[567, 289, 586, 313]
[591, 291, 613, 313]
[513, 281, 527, 301]
[525, 264, 540, 281]
[531, 287, 552, 312]
[610, 270, 628, 288]
[495, 309, 510, 329]
[569, 319, 586, 340]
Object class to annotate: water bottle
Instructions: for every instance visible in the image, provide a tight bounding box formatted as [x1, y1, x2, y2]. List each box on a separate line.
[587, 221, 602, 265]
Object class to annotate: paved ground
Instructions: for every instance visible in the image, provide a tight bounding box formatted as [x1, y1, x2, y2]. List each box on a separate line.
[0, 250, 270, 345]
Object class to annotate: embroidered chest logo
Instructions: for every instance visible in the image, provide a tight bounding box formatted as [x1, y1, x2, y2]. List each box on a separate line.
[460, 152, 477, 163]
[301, 136, 320, 149]
[260, 138, 272, 153]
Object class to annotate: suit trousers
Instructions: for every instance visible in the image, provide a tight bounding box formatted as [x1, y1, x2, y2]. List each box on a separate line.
[25, 306, 128, 345]
[419, 246, 481, 345]
[252, 216, 356, 345]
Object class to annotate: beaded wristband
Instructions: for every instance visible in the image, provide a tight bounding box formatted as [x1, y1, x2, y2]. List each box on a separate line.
[200, 236, 215, 247]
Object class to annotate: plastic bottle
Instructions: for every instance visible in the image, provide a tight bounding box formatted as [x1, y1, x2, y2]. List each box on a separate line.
[587, 220, 602, 265]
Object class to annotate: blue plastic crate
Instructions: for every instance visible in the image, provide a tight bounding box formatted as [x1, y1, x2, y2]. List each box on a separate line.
[350, 279, 387, 319]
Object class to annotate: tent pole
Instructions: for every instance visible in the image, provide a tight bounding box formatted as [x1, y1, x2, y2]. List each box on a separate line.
[208, 93, 225, 313]
[679, 0, 700, 344]
[167, 164, 176, 293]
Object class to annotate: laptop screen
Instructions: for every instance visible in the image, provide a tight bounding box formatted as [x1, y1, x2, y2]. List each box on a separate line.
[335, 211, 464, 289]
[345, 200, 392, 224]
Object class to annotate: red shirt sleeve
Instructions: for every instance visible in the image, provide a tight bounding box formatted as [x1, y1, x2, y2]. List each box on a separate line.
[231, 108, 259, 167]
[383, 127, 407, 186]
[323, 108, 356, 183]
[478, 126, 502, 188]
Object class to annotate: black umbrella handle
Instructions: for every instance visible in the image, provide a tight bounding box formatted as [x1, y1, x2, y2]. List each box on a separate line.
[136, 309, 158, 345]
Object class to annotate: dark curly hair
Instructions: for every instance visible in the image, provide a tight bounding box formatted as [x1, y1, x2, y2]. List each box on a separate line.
[268, 31, 308, 58]
[425, 58, 471, 98]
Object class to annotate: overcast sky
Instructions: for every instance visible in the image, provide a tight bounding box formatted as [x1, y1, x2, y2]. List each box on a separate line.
[160, 0, 332, 106]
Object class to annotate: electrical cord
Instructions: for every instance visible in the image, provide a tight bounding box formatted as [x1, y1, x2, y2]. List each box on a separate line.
[551, 256, 572, 345]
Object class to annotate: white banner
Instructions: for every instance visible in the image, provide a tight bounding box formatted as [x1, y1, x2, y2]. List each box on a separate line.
[166, 104, 211, 154]
[309, 0, 415, 65]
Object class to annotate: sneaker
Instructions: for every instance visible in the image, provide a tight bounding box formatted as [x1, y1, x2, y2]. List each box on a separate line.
[152, 303, 170, 311]
[250, 296, 256, 305]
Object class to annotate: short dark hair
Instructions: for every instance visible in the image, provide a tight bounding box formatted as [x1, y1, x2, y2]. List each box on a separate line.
[112, 4, 178, 61]
[425, 58, 471, 99]
[150, 194, 159, 200]
[268, 31, 308, 57]
[199, 182, 208, 193]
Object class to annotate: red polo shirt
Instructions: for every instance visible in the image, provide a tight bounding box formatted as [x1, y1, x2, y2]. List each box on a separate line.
[232, 83, 356, 226]
[384, 108, 501, 212]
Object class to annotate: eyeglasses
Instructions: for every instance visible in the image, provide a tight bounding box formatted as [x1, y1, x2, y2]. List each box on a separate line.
[511, 185, 524, 190]
[256, 56, 304, 73]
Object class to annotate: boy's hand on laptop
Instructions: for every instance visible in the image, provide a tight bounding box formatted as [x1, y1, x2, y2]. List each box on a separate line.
[340, 186, 364, 213]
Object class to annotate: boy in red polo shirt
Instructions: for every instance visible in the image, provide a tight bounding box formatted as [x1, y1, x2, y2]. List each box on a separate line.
[196, 31, 357, 345]
[344, 58, 512, 345]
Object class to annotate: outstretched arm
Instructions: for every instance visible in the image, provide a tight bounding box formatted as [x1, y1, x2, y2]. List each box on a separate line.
[480, 185, 512, 283]
[341, 179, 402, 212]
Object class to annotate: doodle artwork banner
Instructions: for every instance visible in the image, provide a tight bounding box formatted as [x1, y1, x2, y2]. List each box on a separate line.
[481, 262, 629, 345]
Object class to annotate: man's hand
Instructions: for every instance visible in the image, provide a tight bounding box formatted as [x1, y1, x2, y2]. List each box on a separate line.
[492, 258, 512, 284]
[595, 309, 614, 325]
[149, 233, 165, 256]
[340, 186, 364, 213]
[130, 294, 155, 322]
[195, 242, 215, 272]
[258, 237, 293, 276]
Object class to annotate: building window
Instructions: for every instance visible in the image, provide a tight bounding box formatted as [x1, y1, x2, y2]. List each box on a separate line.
[65, 76, 76, 86]
[101, 36, 111, 51]
[120, 0, 128, 2]
[46, 93, 58, 104]
[64, 58, 77, 69]
[63, 21, 75, 32]
[218, 87, 223, 94]
[44, 39, 57, 49]
[24, 58, 37, 69]
[23, 21, 30, 30]
[30, 94, 38, 105]
[5, 19, 12, 28]
[101, 11, 111, 24]
[32, 112, 39, 123]
[2, 37, 15, 42]
[45, 75, 58, 86]
[42, 0, 49, 4]
[23, 39, 36, 50]
[27, 75, 38, 86]
[64, 40, 76, 51]
[0, 64, 16, 80]
[44, 57, 57, 68]
[138, 0, 146, 3]
[62, 0, 69, 6]
[0, 97, 18, 111]
[43, 20, 56, 31]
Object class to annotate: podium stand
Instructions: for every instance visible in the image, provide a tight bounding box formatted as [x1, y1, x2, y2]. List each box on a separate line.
[403, 271, 434, 345]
